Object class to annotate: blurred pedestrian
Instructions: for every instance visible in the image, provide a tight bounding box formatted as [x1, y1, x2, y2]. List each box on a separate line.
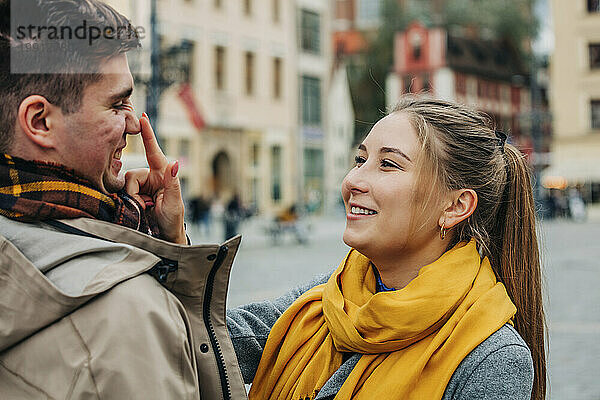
[568, 187, 586, 222]
[224, 193, 243, 240]
[272, 204, 308, 244]
[227, 96, 546, 400]
[190, 195, 211, 235]
[554, 189, 569, 218]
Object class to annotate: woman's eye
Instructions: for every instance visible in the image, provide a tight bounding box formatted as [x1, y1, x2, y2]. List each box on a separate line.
[381, 159, 401, 169]
[354, 156, 366, 166]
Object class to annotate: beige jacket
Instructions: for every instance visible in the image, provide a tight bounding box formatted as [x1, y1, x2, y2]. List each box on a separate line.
[0, 216, 247, 400]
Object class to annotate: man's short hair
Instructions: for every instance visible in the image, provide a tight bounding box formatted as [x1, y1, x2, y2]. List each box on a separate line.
[0, 0, 141, 152]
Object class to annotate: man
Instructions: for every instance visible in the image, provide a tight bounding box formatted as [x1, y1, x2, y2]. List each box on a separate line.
[0, 1, 246, 398]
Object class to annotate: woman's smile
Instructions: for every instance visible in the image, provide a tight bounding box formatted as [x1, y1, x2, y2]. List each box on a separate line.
[347, 203, 378, 220]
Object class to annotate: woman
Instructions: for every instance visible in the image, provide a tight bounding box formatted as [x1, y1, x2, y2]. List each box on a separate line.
[227, 96, 546, 400]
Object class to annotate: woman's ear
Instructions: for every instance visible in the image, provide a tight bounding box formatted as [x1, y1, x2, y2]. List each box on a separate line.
[16, 95, 59, 149]
[439, 189, 478, 229]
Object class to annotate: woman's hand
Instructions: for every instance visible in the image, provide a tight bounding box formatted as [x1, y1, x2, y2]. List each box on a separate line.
[125, 114, 186, 244]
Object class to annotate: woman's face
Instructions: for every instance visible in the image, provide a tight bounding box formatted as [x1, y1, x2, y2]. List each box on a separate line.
[342, 112, 440, 259]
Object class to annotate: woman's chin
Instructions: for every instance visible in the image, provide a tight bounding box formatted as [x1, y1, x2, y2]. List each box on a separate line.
[342, 229, 367, 252]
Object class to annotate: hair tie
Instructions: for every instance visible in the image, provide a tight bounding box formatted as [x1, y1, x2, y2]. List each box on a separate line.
[495, 130, 507, 152]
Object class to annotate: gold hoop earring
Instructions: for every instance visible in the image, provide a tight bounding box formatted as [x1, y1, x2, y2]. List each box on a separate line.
[440, 222, 447, 240]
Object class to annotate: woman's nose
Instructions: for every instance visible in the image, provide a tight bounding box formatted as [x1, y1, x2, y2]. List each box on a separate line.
[343, 167, 369, 194]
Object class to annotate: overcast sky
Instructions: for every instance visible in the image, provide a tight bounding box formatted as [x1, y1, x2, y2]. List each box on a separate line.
[533, 0, 554, 55]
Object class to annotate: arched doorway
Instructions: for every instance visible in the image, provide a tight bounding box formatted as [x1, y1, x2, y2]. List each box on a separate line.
[211, 151, 233, 198]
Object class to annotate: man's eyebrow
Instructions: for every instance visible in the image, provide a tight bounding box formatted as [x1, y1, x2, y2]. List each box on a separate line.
[357, 144, 412, 163]
[108, 87, 133, 103]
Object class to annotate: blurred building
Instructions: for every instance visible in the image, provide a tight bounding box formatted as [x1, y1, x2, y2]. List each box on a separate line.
[105, 0, 354, 216]
[547, 0, 600, 202]
[326, 63, 355, 214]
[109, 0, 298, 214]
[334, 0, 384, 31]
[386, 21, 535, 152]
[297, 0, 331, 214]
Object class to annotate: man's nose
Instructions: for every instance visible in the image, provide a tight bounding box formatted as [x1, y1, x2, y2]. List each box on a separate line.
[124, 106, 141, 135]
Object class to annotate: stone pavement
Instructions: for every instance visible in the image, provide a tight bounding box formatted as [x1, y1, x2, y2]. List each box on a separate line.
[541, 219, 600, 400]
[188, 215, 600, 400]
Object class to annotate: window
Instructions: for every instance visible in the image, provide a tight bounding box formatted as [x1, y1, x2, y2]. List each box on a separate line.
[588, 0, 600, 12]
[180, 138, 191, 159]
[590, 44, 600, 69]
[403, 75, 414, 93]
[422, 73, 431, 92]
[300, 10, 321, 54]
[303, 149, 324, 180]
[244, 0, 252, 16]
[409, 31, 423, 61]
[357, 0, 382, 27]
[491, 82, 499, 100]
[303, 149, 324, 212]
[272, 0, 280, 23]
[250, 177, 259, 206]
[455, 73, 466, 95]
[251, 143, 259, 166]
[301, 76, 321, 125]
[214, 46, 225, 90]
[245, 51, 255, 96]
[273, 57, 282, 99]
[511, 115, 521, 136]
[592, 100, 600, 130]
[271, 146, 282, 202]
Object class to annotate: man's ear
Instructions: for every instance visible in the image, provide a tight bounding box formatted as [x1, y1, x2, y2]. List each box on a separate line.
[17, 95, 60, 149]
[439, 189, 478, 229]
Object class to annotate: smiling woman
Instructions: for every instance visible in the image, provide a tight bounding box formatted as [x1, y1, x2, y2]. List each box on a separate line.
[227, 95, 546, 400]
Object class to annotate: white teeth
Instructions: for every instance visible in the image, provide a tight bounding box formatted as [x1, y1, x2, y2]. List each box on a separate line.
[351, 206, 376, 215]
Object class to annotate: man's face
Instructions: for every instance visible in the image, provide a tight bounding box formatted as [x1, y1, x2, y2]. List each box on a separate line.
[55, 54, 140, 193]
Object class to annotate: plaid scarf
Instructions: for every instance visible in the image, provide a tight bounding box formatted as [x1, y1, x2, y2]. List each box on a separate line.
[0, 154, 158, 236]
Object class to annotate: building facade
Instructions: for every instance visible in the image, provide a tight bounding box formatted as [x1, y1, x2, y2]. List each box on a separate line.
[110, 0, 298, 215]
[326, 63, 355, 214]
[107, 0, 355, 216]
[548, 0, 600, 200]
[296, 0, 333, 213]
[387, 21, 534, 153]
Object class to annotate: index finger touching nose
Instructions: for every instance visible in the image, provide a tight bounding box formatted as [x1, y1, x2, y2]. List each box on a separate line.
[140, 113, 168, 170]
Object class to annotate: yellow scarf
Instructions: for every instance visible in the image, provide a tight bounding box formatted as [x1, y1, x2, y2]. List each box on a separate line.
[248, 240, 517, 400]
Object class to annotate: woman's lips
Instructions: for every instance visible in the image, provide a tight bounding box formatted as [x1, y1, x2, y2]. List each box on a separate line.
[346, 211, 377, 221]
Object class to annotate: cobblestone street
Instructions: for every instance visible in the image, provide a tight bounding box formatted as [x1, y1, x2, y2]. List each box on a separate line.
[190, 216, 600, 400]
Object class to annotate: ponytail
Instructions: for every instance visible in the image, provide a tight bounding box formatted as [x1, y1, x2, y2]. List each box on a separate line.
[490, 144, 547, 400]
[394, 96, 547, 400]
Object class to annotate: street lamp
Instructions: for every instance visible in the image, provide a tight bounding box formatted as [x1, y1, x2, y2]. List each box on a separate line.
[141, 0, 193, 147]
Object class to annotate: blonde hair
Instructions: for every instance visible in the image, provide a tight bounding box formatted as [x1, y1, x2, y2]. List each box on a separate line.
[394, 95, 546, 400]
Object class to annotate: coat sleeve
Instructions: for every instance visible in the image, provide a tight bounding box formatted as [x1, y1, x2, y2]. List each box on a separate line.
[226, 271, 332, 383]
[68, 275, 200, 399]
[452, 344, 534, 400]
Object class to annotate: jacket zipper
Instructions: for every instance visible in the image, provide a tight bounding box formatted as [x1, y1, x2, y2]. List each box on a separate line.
[203, 244, 232, 400]
[45, 220, 231, 397]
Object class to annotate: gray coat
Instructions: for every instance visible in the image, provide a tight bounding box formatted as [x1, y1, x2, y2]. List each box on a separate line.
[227, 271, 534, 399]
